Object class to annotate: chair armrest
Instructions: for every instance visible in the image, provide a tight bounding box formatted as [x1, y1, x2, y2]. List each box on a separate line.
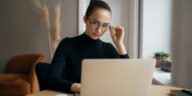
[28, 54, 46, 93]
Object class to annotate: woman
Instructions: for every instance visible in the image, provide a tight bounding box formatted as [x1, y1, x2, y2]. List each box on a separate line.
[47, 0, 129, 93]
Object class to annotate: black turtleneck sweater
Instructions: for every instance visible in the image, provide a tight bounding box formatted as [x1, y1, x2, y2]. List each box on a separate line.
[47, 33, 129, 93]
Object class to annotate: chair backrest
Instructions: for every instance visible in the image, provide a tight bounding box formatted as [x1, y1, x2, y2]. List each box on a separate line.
[5, 54, 45, 74]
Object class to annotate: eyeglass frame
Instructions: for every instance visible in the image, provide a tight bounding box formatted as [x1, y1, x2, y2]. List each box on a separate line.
[88, 18, 111, 32]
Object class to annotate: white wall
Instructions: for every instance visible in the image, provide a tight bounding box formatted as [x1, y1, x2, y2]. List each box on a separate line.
[171, 0, 192, 89]
[0, 0, 77, 72]
[140, 0, 172, 58]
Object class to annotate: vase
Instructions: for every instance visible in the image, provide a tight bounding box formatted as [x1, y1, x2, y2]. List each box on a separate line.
[155, 57, 168, 68]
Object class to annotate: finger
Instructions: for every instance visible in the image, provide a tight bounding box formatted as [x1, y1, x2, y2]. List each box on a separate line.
[115, 26, 124, 33]
[109, 25, 115, 35]
[74, 93, 80, 96]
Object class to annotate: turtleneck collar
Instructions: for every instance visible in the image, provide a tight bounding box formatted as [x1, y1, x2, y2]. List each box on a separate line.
[79, 33, 101, 44]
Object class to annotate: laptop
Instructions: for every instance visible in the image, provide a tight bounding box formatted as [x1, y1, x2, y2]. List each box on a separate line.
[80, 59, 155, 96]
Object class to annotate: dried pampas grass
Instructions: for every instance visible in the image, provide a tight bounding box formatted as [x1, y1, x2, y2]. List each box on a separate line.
[52, 4, 61, 51]
[33, 0, 61, 58]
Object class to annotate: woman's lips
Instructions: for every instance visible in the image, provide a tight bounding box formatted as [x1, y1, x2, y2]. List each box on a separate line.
[93, 33, 100, 36]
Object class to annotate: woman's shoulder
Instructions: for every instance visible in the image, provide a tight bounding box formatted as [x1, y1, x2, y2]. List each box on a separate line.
[59, 35, 80, 45]
[60, 37, 72, 43]
[59, 37, 75, 46]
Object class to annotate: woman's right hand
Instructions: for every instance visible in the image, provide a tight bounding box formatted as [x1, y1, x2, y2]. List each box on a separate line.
[71, 83, 81, 93]
[109, 25, 127, 55]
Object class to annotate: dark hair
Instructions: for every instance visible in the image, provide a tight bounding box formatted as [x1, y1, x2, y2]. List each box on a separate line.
[90, 0, 99, 4]
[85, 0, 111, 18]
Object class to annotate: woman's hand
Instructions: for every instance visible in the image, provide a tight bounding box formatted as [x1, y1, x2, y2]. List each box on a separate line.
[71, 83, 81, 93]
[109, 26, 124, 44]
[109, 25, 127, 55]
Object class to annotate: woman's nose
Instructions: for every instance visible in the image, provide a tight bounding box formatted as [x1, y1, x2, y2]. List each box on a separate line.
[95, 26, 102, 33]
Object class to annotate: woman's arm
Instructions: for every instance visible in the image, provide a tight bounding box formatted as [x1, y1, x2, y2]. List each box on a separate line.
[109, 26, 127, 55]
[106, 43, 129, 58]
[47, 38, 74, 93]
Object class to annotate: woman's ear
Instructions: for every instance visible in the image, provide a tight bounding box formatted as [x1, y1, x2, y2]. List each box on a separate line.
[83, 16, 88, 23]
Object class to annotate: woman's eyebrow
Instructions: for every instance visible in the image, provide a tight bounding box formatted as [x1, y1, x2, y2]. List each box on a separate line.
[92, 18, 110, 25]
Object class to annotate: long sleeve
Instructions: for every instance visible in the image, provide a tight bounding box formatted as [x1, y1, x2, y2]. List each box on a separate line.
[47, 38, 73, 93]
[105, 43, 129, 58]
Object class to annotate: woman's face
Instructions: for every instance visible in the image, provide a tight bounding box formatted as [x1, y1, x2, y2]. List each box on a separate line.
[84, 8, 111, 40]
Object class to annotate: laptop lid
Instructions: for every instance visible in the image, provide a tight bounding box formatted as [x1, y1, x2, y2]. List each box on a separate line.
[80, 59, 155, 96]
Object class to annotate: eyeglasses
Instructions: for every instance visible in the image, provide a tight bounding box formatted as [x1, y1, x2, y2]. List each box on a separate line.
[89, 18, 110, 32]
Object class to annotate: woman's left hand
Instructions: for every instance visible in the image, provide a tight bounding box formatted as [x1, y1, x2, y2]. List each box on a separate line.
[109, 25, 124, 45]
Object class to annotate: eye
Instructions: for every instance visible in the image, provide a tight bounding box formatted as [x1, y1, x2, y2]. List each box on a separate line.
[91, 21, 99, 28]
[102, 24, 109, 28]
[92, 21, 97, 25]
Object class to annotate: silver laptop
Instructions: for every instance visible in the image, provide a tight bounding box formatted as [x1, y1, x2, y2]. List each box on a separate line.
[80, 59, 155, 96]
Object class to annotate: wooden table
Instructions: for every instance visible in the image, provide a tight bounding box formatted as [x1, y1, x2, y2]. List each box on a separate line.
[28, 85, 182, 96]
[151, 85, 181, 96]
